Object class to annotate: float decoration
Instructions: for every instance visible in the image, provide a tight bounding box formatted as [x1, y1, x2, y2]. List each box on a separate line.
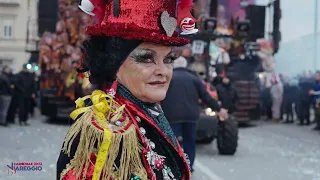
[38, 0, 93, 101]
[257, 38, 275, 72]
[78, 0, 95, 16]
[177, 0, 199, 35]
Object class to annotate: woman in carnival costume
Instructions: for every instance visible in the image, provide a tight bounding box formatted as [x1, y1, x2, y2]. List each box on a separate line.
[56, 0, 206, 179]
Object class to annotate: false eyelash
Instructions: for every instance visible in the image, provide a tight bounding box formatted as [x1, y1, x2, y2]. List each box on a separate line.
[165, 52, 180, 60]
[130, 50, 156, 63]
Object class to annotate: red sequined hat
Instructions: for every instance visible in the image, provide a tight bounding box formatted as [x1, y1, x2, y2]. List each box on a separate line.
[78, 0, 198, 46]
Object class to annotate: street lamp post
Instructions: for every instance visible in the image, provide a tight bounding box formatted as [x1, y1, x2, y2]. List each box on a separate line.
[315, 0, 318, 70]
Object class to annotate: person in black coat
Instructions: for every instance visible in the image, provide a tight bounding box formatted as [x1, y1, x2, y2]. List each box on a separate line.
[161, 57, 227, 172]
[0, 70, 12, 126]
[282, 81, 297, 123]
[0, 71, 11, 96]
[6, 64, 36, 126]
[216, 77, 237, 114]
[2, 65, 14, 86]
[296, 77, 315, 125]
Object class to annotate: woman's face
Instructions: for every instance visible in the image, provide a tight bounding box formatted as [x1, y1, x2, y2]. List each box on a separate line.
[117, 43, 178, 103]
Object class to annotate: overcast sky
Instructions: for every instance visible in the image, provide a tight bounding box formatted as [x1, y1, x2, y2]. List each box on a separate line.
[255, 0, 319, 42]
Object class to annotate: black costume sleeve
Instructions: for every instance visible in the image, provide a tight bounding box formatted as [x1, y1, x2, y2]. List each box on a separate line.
[56, 131, 80, 180]
[195, 78, 221, 111]
[57, 100, 93, 179]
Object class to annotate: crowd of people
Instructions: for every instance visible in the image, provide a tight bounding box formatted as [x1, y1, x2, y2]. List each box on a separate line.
[260, 71, 320, 131]
[0, 64, 38, 127]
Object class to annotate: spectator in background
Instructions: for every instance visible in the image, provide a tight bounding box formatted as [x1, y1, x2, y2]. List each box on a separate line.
[282, 77, 296, 123]
[0, 69, 12, 126]
[161, 56, 227, 172]
[181, 44, 192, 57]
[180, 44, 194, 65]
[296, 76, 314, 125]
[2, 65, 14, 85]
[309, 71, 320, 130]
[6, 64, 36, 126]
[216, 76, 237, 115]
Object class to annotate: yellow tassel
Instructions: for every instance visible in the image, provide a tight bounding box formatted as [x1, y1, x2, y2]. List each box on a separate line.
[92, 127, 112, 180]
[70, 90, 113, 121]
[61, 90, 148, 180]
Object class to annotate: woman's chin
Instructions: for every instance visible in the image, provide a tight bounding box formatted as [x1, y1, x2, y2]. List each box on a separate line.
[144, 91, 167, 103]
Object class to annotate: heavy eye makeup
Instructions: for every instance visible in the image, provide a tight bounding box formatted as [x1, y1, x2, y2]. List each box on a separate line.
[130, 48, 180, 64]
[164, 50, 181, 64]
[129, 48, 156, 63]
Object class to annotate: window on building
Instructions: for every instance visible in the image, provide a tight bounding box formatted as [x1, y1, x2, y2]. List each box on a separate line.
[0, 59, 13, 69]
[2, 19, 14, 39]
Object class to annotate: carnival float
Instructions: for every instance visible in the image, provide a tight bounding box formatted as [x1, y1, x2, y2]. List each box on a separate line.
[38, 0, 92, 119]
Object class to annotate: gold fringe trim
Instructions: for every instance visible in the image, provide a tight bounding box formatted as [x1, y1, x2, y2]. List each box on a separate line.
[61, 108, 148, 180]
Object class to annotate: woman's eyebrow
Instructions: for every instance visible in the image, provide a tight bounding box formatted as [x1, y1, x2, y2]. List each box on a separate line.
[165, 50, 174, 56]
[136, 48, 157, 54]
[166, 48, 181, 57]
[129, 48, 156, 57]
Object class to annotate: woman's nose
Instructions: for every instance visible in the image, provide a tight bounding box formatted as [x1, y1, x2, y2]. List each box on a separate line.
[154, 62, 169, 76]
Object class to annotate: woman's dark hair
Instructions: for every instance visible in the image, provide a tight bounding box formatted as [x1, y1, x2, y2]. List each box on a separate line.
[78, 36, 141, 89]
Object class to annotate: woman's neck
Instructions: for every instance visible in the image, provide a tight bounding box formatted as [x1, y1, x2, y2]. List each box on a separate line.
[117, 83, 157, 106]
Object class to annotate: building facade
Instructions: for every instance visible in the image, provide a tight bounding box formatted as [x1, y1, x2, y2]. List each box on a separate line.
[0, 0, 38, 73]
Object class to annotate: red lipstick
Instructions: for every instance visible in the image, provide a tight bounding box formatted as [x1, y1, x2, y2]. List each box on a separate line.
[148, 81, 165, 85]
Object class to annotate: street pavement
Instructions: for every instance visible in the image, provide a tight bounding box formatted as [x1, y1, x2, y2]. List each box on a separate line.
[0, 114, 320, 180]
[194, 121, 320, 180]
